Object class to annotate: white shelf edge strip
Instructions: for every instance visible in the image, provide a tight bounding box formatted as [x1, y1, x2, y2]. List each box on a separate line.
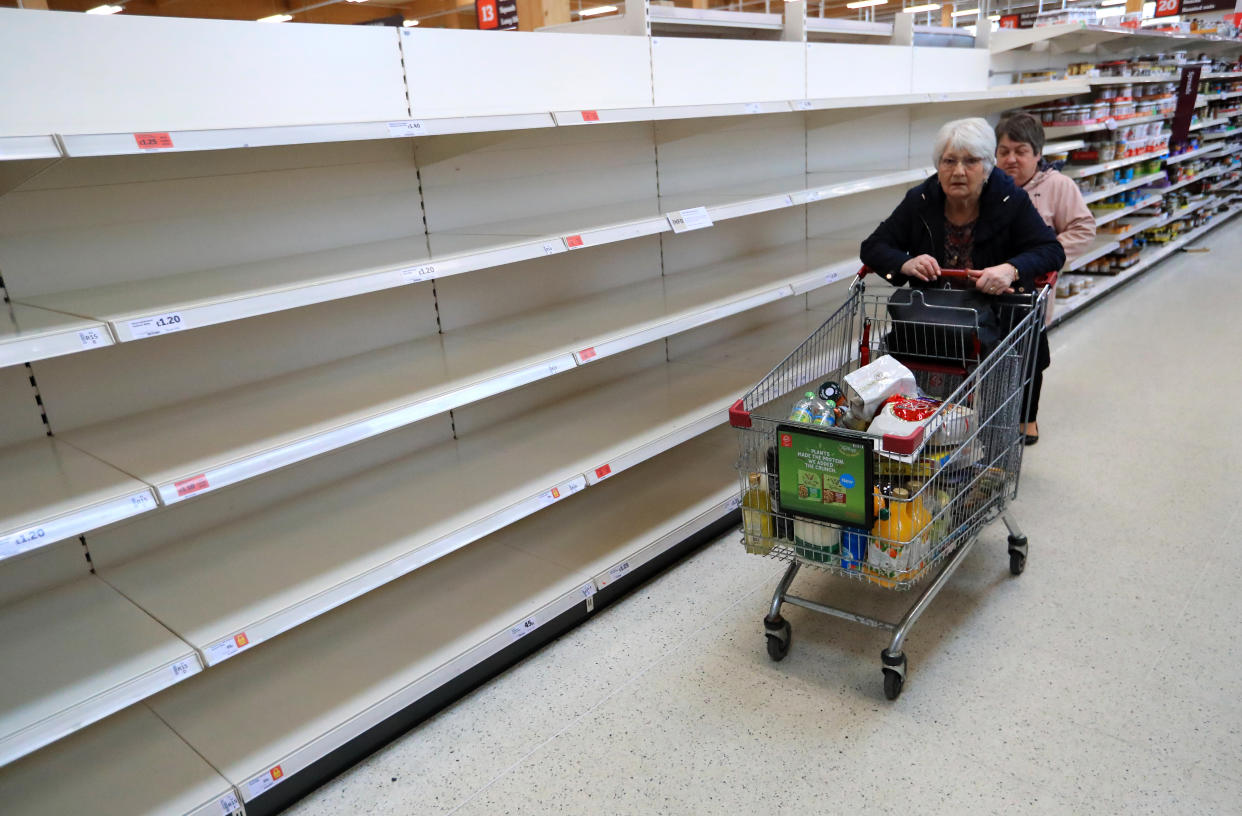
[1166, 143, 1223, 165]
[1093, 194, 1162, 227]
[238, 487, 738, 802]
[1082, 171, 1167, 204]
[0, 653, 202, 768]
[1061, 149, 1168, 179]
[0, 322, 115, 369]
[0, 488, 157, 562]
[0, 135, 62, 161]
[586, 408, 728, 487]
[154, 353, 578, 506]
[1067, 239, 1121, 271]
[199, 474, 589, 667]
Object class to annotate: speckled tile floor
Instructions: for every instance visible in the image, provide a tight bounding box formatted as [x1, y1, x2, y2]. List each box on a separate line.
[284, 222, 1242, 815]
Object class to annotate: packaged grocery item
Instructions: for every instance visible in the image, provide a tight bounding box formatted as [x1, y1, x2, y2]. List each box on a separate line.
[865, 395, 977, 447]
[742, 473, 774, 555]
[843, 355, 917, 422]
[793, 518, 839, 564]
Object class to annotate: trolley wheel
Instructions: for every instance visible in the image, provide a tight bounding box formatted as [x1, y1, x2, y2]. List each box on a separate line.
[764, 617, 791, 662]
[881, 650, 907, 701]
[1007, 534, 1028, 576]
[883, 669, 904, 701]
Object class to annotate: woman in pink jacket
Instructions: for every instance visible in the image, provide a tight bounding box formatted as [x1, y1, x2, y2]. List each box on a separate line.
[995, 113, 1097, 445]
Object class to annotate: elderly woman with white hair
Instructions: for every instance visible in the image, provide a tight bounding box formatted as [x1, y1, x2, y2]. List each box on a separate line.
[860, 117, 1063, 439]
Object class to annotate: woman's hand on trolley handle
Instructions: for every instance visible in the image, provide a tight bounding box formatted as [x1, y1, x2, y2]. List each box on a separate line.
[900, 254, 941, 282]
[968, 263, 1018, 296]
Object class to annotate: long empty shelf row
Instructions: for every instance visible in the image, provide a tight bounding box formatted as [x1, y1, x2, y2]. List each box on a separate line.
[0, 305, 113, 369]
[8, 83, 1087, 160]
[7, 167, 925, 362]
[1, 228, 863, 560]
[0, 308, 833, 767]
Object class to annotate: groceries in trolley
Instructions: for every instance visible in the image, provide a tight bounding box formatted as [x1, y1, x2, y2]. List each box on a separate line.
[841, 355, 917, 422]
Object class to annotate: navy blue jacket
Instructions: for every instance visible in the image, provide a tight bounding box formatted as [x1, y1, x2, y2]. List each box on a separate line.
[860, 168, 1065, 291]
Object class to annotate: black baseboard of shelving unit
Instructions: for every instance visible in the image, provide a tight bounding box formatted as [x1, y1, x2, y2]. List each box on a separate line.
[246, 509, 741, 816]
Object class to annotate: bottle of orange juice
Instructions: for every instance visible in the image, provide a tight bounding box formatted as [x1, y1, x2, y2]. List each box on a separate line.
[866, 486, 931, 587]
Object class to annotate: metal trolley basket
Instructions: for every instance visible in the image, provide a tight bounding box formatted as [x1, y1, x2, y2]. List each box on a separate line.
[728, 267, 1045, 699]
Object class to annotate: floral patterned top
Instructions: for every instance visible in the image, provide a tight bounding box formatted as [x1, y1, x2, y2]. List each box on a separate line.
[944, 220, 976, 270]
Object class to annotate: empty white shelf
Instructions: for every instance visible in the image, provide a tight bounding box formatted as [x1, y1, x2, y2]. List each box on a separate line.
[145, 536, 590, 804]
[1066, 234, 1121, 272]
[806, 18, 893, 38]
[97, 354, 761, 668]
[0, 438, 156, 562]
[1044, 139, 1086, 155]
[648, 6, 783, 32]
[0, 305, 114, 368]
[142, 424, 748, 804]
[55, 229, 862, 507]
[0, 576, 201, 767]
[551, 100, 793, 127]
[0, 705, 240, 816]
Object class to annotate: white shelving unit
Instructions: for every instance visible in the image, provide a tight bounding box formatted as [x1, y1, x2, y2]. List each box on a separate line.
[1, 8, 1239, 813]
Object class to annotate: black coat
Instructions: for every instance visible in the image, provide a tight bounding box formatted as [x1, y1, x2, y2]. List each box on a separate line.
[860, 167, 1065, 291]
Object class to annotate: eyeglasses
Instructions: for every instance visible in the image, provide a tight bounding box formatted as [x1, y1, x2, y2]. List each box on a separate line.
[939, 156, 985, 170]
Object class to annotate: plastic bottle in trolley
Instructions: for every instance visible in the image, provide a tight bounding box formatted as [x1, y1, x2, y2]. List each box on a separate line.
[789, 392, 830, 425]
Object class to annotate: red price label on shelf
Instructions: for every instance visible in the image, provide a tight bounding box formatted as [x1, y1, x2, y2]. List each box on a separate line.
[134, 132, 174, 149]
[565, 235, 584, 249]
[595, 464, 612, 480]
[175, 474, 210, 497]
[581, 110, 600, 122]
[579, 347, 597, 362]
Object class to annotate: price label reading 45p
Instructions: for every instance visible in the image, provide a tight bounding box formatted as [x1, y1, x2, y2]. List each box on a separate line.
[509, 616, 538, 642]
[127, 312, 187, 339]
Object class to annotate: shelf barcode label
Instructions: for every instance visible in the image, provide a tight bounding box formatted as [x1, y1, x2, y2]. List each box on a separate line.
[807, 190, 824, 202]
[169, 658, 196, 681]
[218, 792, 242, 814]
[247, 765, 284, 797]
[175, 474, 210, 498]
[783, 194, 794, 206]
[581, 110, 600, 122]
[542, 242, 560, 255]
[744, 102, 762, 114]
[386, 120, 426, 138]
[580, 582, 596, 599]
[794, 100, 813, 111]
[400, 264, 436, 282]
[127, 311, 187, 339]
[134, 132, 174, 149]
[726, 495, 741, 511]
[608, 560, 631, 582]
[77, 328, 106, 348]
[130, 492, 155, 510]
[825, 270, 843, 285]
[667, 207, 713, 234]
[509, 616, 538, 642]
[204, 632, 251, 663]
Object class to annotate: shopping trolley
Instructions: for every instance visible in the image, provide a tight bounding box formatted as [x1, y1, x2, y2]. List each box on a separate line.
[728, 267, 1045, 699]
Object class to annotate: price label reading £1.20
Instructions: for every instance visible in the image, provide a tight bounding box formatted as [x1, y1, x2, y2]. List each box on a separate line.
[127, 312, 187, 339]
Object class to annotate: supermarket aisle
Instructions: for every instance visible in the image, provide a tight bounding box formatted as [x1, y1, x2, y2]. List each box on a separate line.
[287, 223, 1242, 815]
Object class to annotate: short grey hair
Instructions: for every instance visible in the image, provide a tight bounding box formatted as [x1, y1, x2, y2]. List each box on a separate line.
[933, 117, 996, 175]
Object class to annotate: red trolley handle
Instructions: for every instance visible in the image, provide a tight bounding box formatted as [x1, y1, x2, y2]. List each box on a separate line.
[856, 265, 972, 282]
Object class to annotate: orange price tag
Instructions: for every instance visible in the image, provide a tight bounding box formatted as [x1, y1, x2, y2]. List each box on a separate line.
[234, 632, 250, 648]
[579, 347, 597, 362]
[595, 465, 612, 479]
[134, 132, 174, 149]
[550, 487, 560, 499]
[270, 765, 283, 781]
[581, 110, 600, 122]
[565, 235, 584, 249]
[175, 474, 210, 497]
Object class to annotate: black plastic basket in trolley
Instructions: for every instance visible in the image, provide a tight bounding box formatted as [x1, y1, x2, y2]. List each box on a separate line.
[727, 267, 1046, 699]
